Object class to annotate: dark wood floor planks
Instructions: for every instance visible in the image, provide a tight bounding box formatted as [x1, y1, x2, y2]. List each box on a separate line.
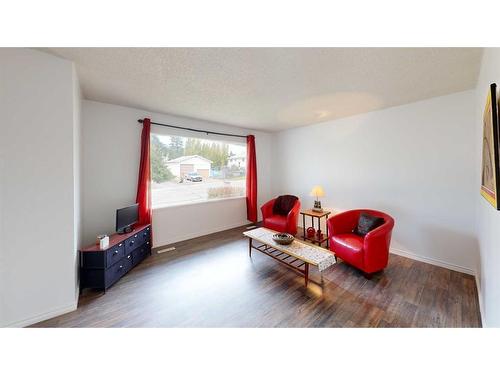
[32, 225, 482, 328]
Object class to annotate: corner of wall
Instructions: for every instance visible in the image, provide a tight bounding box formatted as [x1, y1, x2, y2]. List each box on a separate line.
[0, 48, 83, 327]
[72, 63, 83, 303]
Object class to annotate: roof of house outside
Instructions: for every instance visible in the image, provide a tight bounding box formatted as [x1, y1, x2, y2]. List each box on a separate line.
[166, 155, 213, 164]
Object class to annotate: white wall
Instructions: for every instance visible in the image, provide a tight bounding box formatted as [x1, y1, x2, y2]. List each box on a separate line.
[81, 100, 273, 248]
[474, 48, 500, 327]
[0, 49, 81, 327]
[153, 198, 249, 245]
[272, 90, 479, 274]
[72, 66, 83, 299]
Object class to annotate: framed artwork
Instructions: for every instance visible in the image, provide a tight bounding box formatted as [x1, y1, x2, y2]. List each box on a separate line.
[480, 83, 500, 209]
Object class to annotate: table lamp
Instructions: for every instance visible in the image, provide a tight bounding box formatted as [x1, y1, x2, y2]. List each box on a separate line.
[310, 185, 325, 212]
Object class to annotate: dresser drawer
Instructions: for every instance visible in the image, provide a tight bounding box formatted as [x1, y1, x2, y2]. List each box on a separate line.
[124, 253, 133, 272]
[132, 245, 148, 267]
[105, 256, 133, 288]
[131, 228, 151, 250]
[141, 227, 151, 242]
[125, 234, 141, 255]
[106, 242, 125, 267]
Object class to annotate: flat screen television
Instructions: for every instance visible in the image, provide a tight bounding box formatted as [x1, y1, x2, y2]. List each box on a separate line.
[116, 203, 139, 234]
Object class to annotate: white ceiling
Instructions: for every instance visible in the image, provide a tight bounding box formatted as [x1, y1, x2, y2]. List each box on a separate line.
[44, 48, 482, 132]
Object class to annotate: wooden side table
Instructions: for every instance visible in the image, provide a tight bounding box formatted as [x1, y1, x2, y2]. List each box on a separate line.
[300, 209, 331, 249]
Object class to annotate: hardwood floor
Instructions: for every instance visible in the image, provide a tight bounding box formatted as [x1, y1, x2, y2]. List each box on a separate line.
[32, 225, 482, 327]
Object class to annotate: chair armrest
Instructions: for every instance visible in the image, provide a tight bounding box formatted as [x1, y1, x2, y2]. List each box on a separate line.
[364, 220, 394, 243]
[327, 210, 359, 236]
[363, 219, 395, 270]
[261, 199, 276, 220]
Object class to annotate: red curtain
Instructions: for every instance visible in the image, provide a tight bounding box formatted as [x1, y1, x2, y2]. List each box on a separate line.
[136, 118, 152, 226]
[246, 135, 258, 222]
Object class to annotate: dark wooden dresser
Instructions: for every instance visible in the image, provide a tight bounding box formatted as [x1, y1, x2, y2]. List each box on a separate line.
[79, 224, 151, 292]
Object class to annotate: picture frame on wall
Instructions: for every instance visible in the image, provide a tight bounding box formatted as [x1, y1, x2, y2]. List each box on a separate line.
[480, 83, 500, 210]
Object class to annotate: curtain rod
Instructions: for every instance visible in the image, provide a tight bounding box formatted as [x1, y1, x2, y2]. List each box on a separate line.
[138, 119, 248, 139]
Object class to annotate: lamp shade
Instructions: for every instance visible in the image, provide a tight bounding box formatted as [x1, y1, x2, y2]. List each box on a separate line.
[309, 185, 325, 198]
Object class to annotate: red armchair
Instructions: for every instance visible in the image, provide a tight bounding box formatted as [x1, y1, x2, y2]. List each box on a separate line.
[261, 197, 301, 236]
[327, 209, 394, 277]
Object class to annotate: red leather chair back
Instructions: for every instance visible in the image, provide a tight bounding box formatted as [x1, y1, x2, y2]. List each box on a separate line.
[327, 209, 394, 274]
[261, 197, 301, 235]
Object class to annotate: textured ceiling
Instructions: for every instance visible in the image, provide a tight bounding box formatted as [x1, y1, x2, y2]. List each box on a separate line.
[44, 48, 482, 131]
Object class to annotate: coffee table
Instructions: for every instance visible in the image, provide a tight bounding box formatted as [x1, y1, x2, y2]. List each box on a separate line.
[243, 227, 336, 286]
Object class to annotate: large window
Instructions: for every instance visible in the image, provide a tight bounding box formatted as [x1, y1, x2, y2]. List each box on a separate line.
[151, 134, 247, 208]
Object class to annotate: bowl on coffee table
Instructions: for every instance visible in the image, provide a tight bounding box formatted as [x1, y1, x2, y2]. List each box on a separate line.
[272, 232, 294, 245]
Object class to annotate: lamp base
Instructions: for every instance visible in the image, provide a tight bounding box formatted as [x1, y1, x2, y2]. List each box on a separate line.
[312, 200, 323, 212]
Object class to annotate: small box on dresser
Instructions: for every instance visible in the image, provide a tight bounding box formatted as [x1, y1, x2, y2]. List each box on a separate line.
[79, 224, 151, 292]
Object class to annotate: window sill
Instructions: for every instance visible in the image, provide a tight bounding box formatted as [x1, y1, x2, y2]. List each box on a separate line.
[152, 196, 247, 212]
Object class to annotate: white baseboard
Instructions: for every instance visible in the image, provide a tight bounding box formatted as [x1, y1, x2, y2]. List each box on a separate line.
[153, 220, 250, 249]
[4, 301, 77, 328]
[390, 247, 475, 275]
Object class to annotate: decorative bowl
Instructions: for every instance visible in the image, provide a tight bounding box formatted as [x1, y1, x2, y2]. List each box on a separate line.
[306, 227, 316, 238]
[272, 232, 294, 245]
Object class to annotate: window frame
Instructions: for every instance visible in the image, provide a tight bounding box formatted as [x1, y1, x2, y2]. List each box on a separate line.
[150, 131, 247, 210]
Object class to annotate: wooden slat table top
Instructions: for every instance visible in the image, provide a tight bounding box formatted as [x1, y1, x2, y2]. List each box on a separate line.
[243, 227, 335, 268]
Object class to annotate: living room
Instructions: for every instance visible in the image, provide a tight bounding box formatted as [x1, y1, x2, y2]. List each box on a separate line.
[1, 1, 499, 373]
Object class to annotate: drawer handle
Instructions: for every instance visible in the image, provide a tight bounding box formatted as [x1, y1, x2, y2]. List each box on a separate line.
[114, 250, 119, 254]
[119, 265, 123, 269]
[130, 241, 134, 245]
[147, 241, 150, 245]
[118, 243, 123, 247]
[127, 255, 131, 259]
[134, 234, 138, 238]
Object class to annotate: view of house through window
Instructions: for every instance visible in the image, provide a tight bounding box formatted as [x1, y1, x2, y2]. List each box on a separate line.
[151, 134, 247, 208]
